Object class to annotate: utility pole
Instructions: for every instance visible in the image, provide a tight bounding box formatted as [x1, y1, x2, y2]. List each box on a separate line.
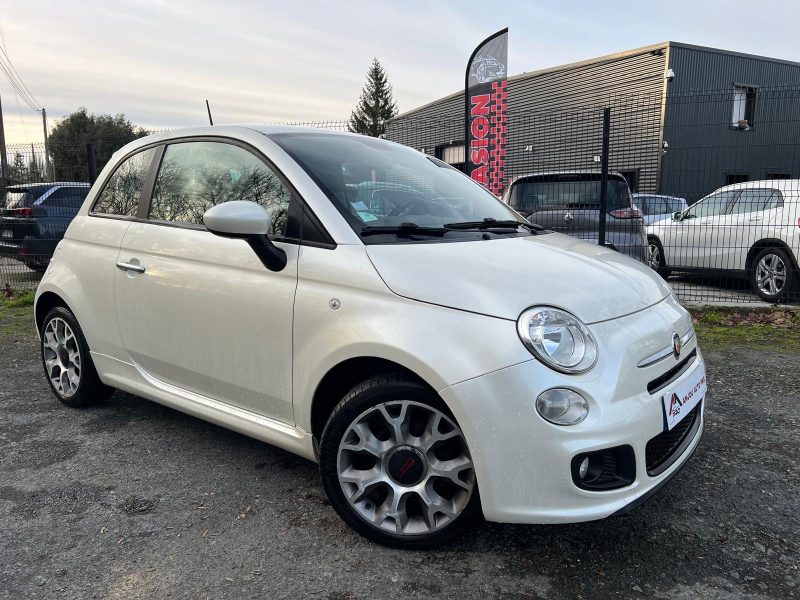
[0, 91, 8, 187]
[41, 108, 51, 182]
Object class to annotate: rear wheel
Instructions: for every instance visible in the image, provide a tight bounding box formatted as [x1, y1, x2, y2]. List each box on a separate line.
[40, 306, 113, 407]
[647, 237, 670, 278]
[319, 374, 478, 548]
[751, 247, 795, 303]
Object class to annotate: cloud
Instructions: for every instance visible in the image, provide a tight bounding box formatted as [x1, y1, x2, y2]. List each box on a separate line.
[1, 0, 800, 143]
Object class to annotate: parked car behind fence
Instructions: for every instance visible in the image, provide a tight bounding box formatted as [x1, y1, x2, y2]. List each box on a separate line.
[647, 179, 800, 303]
[633, 193, 689, 226]
[0, 183, 90, 272]
[503, 172, 648, 263]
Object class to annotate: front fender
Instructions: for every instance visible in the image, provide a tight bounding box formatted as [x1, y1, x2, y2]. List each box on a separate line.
[292, 246, 533, 433]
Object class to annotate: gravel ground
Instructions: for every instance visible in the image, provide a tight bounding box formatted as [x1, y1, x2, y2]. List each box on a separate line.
[1, 306, 798, 599]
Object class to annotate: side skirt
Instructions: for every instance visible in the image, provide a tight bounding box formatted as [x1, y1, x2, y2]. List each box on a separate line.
[91, 352, 316, 462]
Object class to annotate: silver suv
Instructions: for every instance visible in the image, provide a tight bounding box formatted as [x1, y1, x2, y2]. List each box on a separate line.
[504, 172, 647, 263]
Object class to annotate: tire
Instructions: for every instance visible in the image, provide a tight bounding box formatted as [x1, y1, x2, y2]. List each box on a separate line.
[750, 247, 795, 303]
[40, 306, 113, 407]
[319, 374, 479, 548]
[647, 237, 671, 278]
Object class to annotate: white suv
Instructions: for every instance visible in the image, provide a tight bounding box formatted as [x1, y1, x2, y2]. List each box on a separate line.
[35, 126, 706, 548]
[647, 180, 799, 302]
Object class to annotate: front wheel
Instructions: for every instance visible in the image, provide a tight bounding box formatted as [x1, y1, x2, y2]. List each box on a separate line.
[751, 247, 795, 303]
[319, 375, 478, 548]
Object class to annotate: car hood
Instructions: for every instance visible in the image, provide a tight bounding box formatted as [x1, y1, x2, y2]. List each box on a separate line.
[366, 233, 671, 323]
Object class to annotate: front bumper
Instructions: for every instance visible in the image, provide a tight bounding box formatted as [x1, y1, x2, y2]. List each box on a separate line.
[440, 295, 704, 524]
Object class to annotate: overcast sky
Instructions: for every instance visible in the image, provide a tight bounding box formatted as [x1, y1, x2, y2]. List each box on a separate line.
[1, 0, 799, 143]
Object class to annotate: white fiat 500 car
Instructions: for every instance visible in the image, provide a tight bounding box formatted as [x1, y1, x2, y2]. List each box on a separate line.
[35, 126, 706, 548]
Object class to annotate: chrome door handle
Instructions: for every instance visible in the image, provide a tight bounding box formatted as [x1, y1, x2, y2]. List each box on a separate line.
[116, 261, 145, 274]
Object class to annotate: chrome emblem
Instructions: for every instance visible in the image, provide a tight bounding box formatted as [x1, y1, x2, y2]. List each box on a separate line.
[672, 332, 682, 358]
[563, 212, 574, 225]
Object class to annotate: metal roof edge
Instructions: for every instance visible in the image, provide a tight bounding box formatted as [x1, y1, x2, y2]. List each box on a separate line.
[391, 42, 670, 120]
[666, 41, 800, 69]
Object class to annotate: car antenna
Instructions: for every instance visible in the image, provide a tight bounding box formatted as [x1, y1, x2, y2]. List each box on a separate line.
[205, 99, 214, 126]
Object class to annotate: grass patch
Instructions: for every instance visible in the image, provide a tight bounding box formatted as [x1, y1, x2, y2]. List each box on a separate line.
[1, 290, 35, 309]
[690, 306, 800, 352]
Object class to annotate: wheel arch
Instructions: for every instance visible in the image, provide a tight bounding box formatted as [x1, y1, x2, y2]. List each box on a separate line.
[309, 357, 437, 445]
[35, 290, 74, 333]
[745, 238, 800, 271]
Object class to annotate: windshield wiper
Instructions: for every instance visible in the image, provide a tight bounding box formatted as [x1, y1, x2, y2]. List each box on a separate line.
[360, 223, 447, 237]
[444, 218, 545, 232]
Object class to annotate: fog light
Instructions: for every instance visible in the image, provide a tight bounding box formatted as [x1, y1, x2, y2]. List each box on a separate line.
[571, 446, 636, 491]
[536, 388, 589, 425]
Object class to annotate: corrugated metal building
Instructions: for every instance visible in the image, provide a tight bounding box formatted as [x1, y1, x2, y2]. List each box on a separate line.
[385, 42, 800, 202]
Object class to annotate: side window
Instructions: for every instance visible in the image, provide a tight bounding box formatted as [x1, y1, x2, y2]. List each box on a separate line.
[686, 191, 736, 218]
[44, 186, 89, 209]
[149, 141, 290, 238]
[93, 148, 156, 216]
[638, 196, 662, 216]
[730, 189, 780, 215]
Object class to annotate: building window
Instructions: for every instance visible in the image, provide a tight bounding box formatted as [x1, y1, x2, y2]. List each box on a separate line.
[766, 172, 791, 180]
[437, 142, 466, 172]
[725, 173, 750, 186]
[732, 86, 756, 128]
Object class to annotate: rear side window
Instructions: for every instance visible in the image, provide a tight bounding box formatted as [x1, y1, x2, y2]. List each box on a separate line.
[44, 186, 89, 209]
[92, 147, 157, 216]
[635, 196, 660, 215]
[730, 189, 781, 214]
[149, 141, 290, 238]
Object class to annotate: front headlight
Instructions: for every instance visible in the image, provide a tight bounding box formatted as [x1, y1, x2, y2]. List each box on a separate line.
[516, 306, 598, 373]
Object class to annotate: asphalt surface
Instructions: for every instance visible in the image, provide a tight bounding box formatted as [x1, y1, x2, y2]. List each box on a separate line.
[1, 307, 799, 599]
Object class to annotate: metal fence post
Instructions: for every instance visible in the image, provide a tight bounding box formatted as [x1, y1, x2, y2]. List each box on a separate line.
[86, 143, 97, 184]
[598, 107, 611, 247]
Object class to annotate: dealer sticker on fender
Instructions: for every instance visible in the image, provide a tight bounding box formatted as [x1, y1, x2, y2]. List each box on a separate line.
[663, 363, 707, 430]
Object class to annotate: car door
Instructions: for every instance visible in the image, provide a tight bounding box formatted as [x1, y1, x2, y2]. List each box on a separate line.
[114, 140, 299, 424]
[668, 190, 737, 269]
[722, 188, 780, 270]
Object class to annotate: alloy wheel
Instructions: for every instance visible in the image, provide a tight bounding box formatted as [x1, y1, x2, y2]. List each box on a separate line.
[336, 400, 475, 536]
[647, 242, 661, 270]
[42, 317, 82, 398]
[755, 253, 787, 297]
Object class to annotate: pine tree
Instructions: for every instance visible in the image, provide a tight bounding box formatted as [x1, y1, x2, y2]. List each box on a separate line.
[349, 58, 398, 137]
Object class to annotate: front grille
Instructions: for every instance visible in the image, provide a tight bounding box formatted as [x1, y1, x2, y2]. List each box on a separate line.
[647, 349, 697, 395]
[645, 403, 701, 476]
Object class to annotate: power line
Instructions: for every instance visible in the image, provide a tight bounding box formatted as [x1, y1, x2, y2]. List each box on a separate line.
[0, 48, 40, 111]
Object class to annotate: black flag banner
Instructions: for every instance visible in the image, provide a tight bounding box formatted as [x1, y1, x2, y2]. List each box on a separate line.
[465, 28, 508, 196]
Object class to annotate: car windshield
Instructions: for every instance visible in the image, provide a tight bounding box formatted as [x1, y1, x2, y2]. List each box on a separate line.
[508, 175, 631, 214]
[269, 132, 524, 241]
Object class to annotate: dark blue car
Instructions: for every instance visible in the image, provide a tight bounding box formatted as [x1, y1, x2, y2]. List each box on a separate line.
[0, 182, 90, 272]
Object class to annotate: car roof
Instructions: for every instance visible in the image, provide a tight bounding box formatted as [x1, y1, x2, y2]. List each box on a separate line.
[632, 193, 686, 201]
[104, 124, 386, 164]
[508, 171, 629, 186]
[713, 179, 800, 194]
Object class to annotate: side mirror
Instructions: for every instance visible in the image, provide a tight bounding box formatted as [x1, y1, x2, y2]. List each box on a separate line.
[671, 211, 682, 221]
[203, 201, 287, 272]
